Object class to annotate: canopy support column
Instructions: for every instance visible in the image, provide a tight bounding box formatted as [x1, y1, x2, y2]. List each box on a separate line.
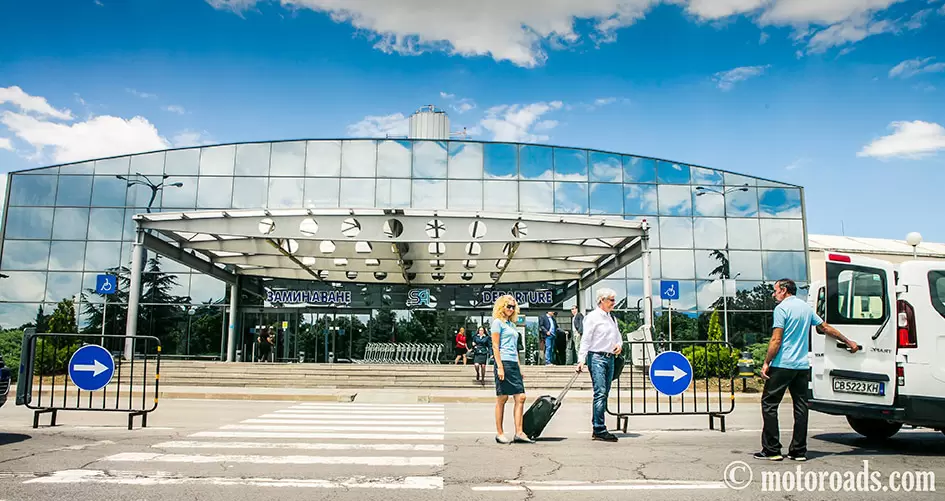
[641, 220, 654, 343]
[226, 276, 240, 362]
[123, 228, 145, 361]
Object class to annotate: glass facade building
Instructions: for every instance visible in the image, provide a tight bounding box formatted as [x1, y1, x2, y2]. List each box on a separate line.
[0, 139, 808, 361]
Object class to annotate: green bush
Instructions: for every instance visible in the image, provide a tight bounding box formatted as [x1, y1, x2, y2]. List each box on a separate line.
[681, 344, 739, 379]
[33, 337, 82, 375]
[747, 342, 769, 376]
[0, 330, 24, 381]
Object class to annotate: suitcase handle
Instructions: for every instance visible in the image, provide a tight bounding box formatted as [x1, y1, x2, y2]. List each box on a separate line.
[554, 370, 582, 405]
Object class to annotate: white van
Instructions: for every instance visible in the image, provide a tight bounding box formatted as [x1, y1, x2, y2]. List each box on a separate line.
[807, 252, 945, 439]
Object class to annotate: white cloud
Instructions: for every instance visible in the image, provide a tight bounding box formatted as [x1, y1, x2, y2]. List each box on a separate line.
[479, 101, 564, 142]
[126, 88, 157, 99]
[759, 31, 770, 44]
[804, 16, 896, 54]
[857, 120, 945, 159]
[0, 86, 73, 120]
[713, 64, 770, 90]
[439, 92, 477, 114]
[889, 57, 945, 79]
[172, 130, 214, 147]
[346, 112, 409, 137]
[0, 137, 12, 151]
[164, 104, 187, 114]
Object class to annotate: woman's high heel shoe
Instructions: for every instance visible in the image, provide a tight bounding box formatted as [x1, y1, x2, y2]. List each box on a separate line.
[495, 434, 511, 444]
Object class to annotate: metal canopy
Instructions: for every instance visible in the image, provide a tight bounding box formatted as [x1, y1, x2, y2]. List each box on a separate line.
[134, 208, 649, 287]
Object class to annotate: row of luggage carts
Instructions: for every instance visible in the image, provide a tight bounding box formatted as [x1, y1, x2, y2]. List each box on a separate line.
[356, 343, 445, 364]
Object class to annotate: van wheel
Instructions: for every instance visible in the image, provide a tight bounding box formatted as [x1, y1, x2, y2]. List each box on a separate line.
[846, 416, 902, 439]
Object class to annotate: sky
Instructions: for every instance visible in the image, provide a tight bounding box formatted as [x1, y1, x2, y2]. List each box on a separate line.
[1, 0, 943, 242]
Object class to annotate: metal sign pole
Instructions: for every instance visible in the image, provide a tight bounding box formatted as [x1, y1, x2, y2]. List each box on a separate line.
[668, 298, 672, 352]
[101, 295, 107, 347]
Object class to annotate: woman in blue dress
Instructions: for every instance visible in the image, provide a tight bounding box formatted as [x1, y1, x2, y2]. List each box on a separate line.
[490, 294, 534, 444]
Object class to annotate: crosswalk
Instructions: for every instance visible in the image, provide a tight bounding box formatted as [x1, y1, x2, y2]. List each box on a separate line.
[26, 402, 447, 491]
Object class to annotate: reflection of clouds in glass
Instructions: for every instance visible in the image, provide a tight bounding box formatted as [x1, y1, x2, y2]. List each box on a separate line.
[520, 145, 553, 180]
[341, 140, 376, 177]
[448, 142, 483, 179]
[658, 185, 692, 216]
[763, 251, 807, 281]
[693, 188, 725, 217]
[88, 208, 124, 240]
[0, 240, 49, 270]
[691, 167, 723, 185]
[448, 180, 483, 210]
[660, 217, 693, 249]
[520, 181, 553, 212]
[234, 144, 268, 176]
[554, 182, 588, 214]
[340, 179, 376, 207]
[411, 179, 447, 209]
[729, 251, 764, 280]
[727, 218, 761, 249]
[376, 179, 410, 208]
[624, 184, 658, 215]
[724, 172, 756, 186]
[307, 141, 342, 177]
[231, 178, 267, 209]
[270, 142, 306, 176]
[693, 218, 726, 249]
[589, 153, 621, 182]
[624, 156, 656, 183]
[696, 280, 722, 311]
[413, 141, 448, 178]
[268, 178, 304, 208]
[554, 148, 587, 181]
[196, 177, 233, 209]
[52, 208, 89, 240]
[307, 178, 341, 208]
[49, 241, 85, 270]
[759, 188, 802, 218]
[760, 219, 805, 250]
[483, 143, 517, 179]
[725, 188, 759, 217]
[658, 161, 690, 184]
[84, 242, 120, 272]
[0, 300, 43, 326]
[6, 207, 53, 239]
[660, 249, 695, 279]
[484, 180, 518, 211]
[46, 272, 82, 302]
[190, 273, 224, 304]
[377, 140, 411, 178]
[589, 183, 623, 214]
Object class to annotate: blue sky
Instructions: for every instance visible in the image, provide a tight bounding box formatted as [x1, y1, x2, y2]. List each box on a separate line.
[1, 0, 944, 242]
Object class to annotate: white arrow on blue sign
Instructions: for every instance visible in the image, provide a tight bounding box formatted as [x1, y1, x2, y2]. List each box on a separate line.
[68, 344, 115, 392]
[649, 350, 693, 396]
[95, 274, 117, 295]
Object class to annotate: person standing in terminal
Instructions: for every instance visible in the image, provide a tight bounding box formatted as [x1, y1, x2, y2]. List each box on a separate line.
[453, 327, 467, 365]
[570, 305, 584, 364]
[576, 288, 622, 442]
[491, 294, 534, 444]
[470, 326, 492, 383]
[538, 311, 557, 365]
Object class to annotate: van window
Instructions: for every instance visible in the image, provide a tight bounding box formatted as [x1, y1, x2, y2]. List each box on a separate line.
[929, 271, 945, 320]
[825, 263, 887, 325]
[816, 286, 826, 319]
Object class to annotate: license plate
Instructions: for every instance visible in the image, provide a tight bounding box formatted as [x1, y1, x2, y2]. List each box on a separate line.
[833, 378, 884, 396]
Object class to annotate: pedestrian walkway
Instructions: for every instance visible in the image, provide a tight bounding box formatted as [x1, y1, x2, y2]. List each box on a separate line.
[25, 402, 447, 490]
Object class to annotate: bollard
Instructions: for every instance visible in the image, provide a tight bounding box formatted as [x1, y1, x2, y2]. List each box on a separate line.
[236, 349, 242, 362]
[737, 351, 755, 392]
[299, 351, 305, 364]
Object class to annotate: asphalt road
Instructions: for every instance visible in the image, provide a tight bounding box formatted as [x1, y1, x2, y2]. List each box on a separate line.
[0, 397, 943, 500]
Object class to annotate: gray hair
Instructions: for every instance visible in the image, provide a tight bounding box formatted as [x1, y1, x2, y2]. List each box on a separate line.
[595, 287, 617, 305]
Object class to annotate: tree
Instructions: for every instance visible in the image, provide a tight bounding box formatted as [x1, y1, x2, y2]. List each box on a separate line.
[47, 299, 78, 333]
[706, 309, 723, 342]
[33, 305, 50, 333]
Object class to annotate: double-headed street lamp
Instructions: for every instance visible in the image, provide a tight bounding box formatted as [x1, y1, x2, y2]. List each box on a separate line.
[694, 183, 750, 198]
[116, 173, 184, 213]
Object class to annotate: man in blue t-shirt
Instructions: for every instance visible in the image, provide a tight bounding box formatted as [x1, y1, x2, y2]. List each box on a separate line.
[755, 279, 859, 462]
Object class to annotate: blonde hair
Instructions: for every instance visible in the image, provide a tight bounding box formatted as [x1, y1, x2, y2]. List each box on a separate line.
[492, 294, 520, 322]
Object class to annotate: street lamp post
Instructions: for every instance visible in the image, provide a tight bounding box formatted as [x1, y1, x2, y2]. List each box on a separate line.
[906, 232, 922, 260]
[115, 173, 183, 360]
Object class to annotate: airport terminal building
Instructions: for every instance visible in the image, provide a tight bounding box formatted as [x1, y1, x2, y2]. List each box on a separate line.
[0, 107, 808, 363]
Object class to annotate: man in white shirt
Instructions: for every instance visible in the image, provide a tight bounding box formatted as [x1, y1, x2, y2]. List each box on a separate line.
[576, 287, 623, 442]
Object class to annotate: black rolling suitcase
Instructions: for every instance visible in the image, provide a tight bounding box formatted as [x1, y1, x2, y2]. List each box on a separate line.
[522, 370, 581, 440]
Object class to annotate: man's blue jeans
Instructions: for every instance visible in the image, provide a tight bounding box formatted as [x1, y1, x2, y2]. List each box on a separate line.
[588, 352, 615, 435]
[545, 335, 555, 364]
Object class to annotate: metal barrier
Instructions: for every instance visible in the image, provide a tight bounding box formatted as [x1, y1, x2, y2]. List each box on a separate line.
[359, 343, 443, 364]
[16, 329, 161, 430]
[608, 340, 738, 432]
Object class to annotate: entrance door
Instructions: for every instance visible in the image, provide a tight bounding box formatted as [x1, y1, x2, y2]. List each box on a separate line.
[240, 309, 300, 363]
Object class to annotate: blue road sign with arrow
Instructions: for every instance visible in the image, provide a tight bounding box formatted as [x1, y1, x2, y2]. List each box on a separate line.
[660, 280, 679, 301]
[95, 274, 117, 295]
[649, 350, 693, 396]
[68, 344, 115, 392]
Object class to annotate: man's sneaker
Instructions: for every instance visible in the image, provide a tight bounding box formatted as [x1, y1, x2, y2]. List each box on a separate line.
[592, 432, 618, 442]
[787, 453, 807, 462]
[753, 451, 783, 461]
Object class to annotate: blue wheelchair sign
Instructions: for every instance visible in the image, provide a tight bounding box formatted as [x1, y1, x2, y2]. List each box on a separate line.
[68, 344, 115, 392]
[95, 274, 117, 295]
[649, 350, 693, 396]
[660, 280, 679, 300]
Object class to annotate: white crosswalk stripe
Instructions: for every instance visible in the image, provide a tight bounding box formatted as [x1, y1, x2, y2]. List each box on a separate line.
[32, 402, 448, 491]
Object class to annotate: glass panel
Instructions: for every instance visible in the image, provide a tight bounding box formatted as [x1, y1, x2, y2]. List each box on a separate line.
[340, 179, 376, 207]
[164, 148, 201, 175]
[696, 280, 723, 311]
[411, 180, 446, 209]
[658, 185, 692, 216]
[691, 167, 723, 186]
[626, 247, 660, 279]
[196, 177, 234, 209]
[190, 273, 225, 304]
[759, 188, 802, 218]
[130, 151, 166, 176]
[0, 272, 46, 302]
[660, 280, 696, 311]
[56, 175, 92, 206]
[581, 278, 627, 309]
[270, 141, 305, 176]
[692, 217, 726, 250]
[341, 140, 377, 177]
[52, 208, 90, 240]
[60, 161, 94, 175]
[659, 217, 694, 249]
[589, 183, 623, 214]
[727, 218, 761, 249]
[483, 143, 517, 179]
[160, 176, 198, 209]
[9, 175, 57, 206]
[660, 249, 695, 279]
[87, 208, 125, 240]
[304, 178, 340, 208]
[267, 178, 304, 208]
[142, 271, 190, 304]
[725, 187, 759, 217]
[447, 180, 483, 210]
[624, 184, 658, 215]
[306, 140, 342, 177]
[197, 145, 235, 176]
[448, 142, 483, 179]
[91, 176, 128, 207]
[484, 180, 518, 212]
[81, 273, 104, 304]
[589, 152, 621, 182]
[84, 241, 121, 272]
[553, 148, 587, 181]
[520, 181, 554, 212]
[657, 161, 690, 184]
[520, 145, 553, 180]
[724, 172, 757, 186]
[231, 177, 268, 209]
[376, 140, 411, 178]
[375, 179, 410, 208]
[0, 302, 42, 329]
[45, 272, 82, 303]
[5, 207, 53, 239]
[763, 251, 807, 282]
[0, 240, 50, 270]
[412, 141, 448, 178]
[125, 177, 166, 209]
[760, 219, 805, 250]
[729, 251, 764, 280]
[692, 186, 726, 217]
[94, 156, 130, 175]
[623, 156, 656, 183]
[554, 182, 588, 214]
[49, 241, 86, 271]
[695, 250, 727, 280]
[626, 215, 659, 249]
[234, 143, 269, 176]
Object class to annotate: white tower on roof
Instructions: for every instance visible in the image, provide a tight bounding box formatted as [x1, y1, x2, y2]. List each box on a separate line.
[408, 105, 450, 140]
